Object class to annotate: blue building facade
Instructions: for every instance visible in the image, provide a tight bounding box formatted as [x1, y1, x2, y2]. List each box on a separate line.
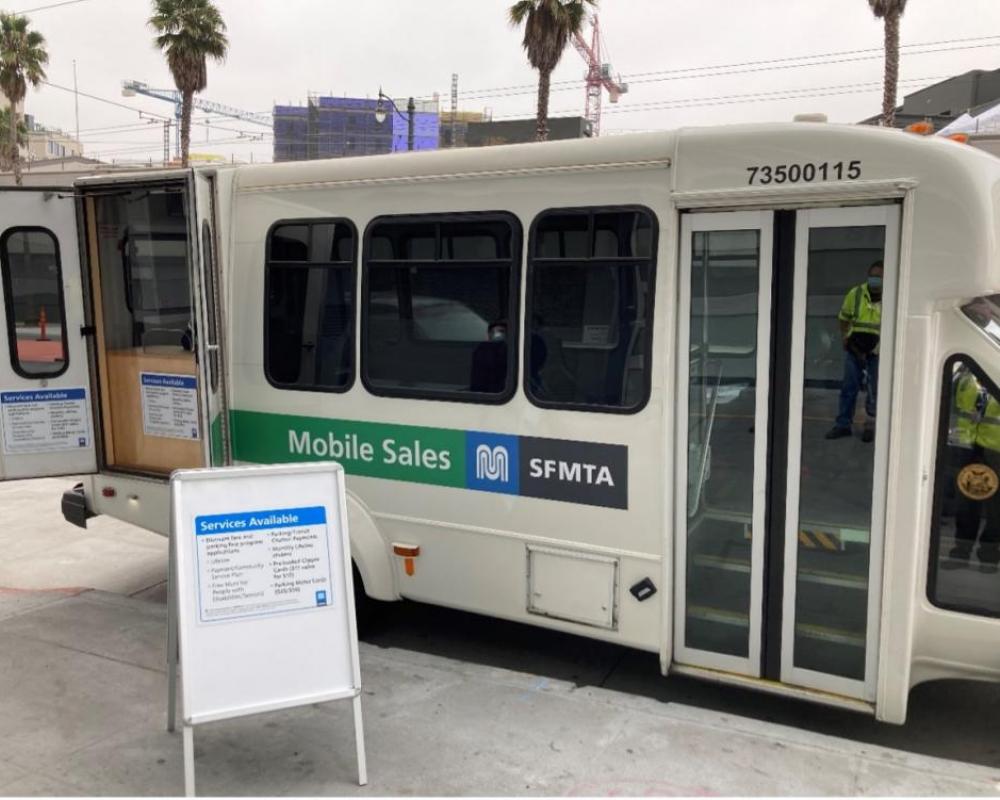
[273, 96, 439, 162]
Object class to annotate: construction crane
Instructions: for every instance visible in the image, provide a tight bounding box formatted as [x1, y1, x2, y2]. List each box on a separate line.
[571, 15, 628, 137]
[121, 79, 271, 158]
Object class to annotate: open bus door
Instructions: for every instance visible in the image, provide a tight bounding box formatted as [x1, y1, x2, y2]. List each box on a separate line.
[58, 173, 225, 533]
[190, 169, 228, 468]
[0, 187, 97, 482]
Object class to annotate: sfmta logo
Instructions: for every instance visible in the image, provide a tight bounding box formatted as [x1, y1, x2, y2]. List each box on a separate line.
[475, 444, 509, 482]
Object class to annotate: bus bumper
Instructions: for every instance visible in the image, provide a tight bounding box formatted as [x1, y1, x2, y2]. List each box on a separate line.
[61, 483, 94, 529]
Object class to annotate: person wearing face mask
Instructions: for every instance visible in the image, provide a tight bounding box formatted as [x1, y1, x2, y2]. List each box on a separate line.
[826, 261, 883, 443]
[469, 320, 509, 394]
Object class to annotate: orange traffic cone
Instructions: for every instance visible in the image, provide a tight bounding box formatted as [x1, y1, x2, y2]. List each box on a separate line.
[37, 306, 49, 341]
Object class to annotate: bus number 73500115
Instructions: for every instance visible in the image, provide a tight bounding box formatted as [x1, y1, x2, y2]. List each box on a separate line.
[746, 160, 862, 185]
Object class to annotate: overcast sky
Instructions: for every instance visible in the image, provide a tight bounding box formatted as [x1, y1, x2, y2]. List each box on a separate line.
[15, 0, 1000, 164]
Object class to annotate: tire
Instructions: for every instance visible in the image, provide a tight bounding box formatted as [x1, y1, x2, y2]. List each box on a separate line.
[352, 562, 375, 637]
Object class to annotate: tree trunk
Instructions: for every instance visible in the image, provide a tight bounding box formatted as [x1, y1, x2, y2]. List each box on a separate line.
[536, 68, 551, 142]
[181, 89, 193, 167]
[882, 9, 900, 127]
[10, 104, 21, 186]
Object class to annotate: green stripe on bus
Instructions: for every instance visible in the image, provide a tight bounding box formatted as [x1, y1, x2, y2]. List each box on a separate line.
[230, 409, 466, 488]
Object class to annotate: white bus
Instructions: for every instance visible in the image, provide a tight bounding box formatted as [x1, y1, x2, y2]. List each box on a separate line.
[2, 122, 998, 723]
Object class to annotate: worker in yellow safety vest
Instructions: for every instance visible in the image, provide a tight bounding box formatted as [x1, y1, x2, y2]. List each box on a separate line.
[826, 261, 883, 442]
[948, 365, 1000, 573]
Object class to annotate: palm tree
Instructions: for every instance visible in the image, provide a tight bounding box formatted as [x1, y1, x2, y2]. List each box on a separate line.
[509, 0, 596, 142]
[0, 13, 47, 186]
[0, 107, 28, 171]
[149, 0, 228, 167]
[869, 0, 909, 127]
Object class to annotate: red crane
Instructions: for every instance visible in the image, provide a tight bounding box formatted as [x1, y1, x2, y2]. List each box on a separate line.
[571, 15, 628, 137]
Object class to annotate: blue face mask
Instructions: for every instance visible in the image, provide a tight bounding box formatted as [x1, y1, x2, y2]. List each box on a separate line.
[868, 276, 883, 292]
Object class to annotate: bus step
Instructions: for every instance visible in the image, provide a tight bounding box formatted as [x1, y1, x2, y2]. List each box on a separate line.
[691, 553, 751, 574]
[794, 621, 866, 648]
[692, 554, 866, 590]
[686, 604, 749, 628]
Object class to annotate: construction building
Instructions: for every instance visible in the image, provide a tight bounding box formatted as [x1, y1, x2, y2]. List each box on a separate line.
[273, 95, 439, 162]
[439, 110, 487, 149]
[464, 117, 593, 148]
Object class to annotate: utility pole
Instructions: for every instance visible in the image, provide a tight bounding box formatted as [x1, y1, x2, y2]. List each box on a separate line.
[450, 73, 458, 148]
[73, 60, 80, 143]
[407, 97, 415, 153]
[163, 120, 170, 166]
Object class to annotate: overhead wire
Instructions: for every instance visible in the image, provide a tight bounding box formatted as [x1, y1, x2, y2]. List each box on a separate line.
[415, 33, 1000, 102]
[13, 0, 93, 12]
[42, 80, 273, 141]
[516, 76, 943, 121]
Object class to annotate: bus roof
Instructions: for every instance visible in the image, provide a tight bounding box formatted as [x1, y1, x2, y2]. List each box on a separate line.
[229, 121, 1000, 194]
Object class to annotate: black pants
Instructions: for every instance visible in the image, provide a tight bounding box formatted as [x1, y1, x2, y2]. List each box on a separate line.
[954, 448, 1000, 565]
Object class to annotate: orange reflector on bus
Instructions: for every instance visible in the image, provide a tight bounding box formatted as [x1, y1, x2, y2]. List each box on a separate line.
[393, 544, 420, 576]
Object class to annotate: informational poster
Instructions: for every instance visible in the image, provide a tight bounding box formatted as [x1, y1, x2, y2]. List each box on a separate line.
[0, 388, 90, 455]
[141, 372, 200, 440]
[194, 506, 334, 623]
[169, 463, 366, 789]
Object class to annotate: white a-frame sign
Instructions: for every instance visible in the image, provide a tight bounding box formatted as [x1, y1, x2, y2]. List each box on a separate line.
[167, 463, 367, 796]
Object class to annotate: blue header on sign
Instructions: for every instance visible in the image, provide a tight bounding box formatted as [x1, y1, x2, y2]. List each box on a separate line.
[195, 505, 327, 535]
[1, 388, 86, 404]
[141, 373, 197, 390]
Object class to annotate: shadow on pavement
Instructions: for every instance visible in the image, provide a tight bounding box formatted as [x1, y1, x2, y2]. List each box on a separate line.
[362, 599, 1000, 771]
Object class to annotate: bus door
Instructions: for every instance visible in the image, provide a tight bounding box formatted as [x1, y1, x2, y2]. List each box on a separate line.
[676, 204, 901, 703]
[190, 170, 228, 467]
[83, 180, 210, 476]
[0, 188, 97, 480]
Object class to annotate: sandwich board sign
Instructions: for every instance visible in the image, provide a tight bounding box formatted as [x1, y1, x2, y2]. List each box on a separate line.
[167, 462, 366, 796]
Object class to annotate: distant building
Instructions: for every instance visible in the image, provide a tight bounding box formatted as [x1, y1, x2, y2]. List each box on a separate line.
[439, 110, 487, 149]
[273, 95, 439, 162]
[0, 155, 162, 186]
[464, 117, 593, 148]
[22, 115, 83, 162]
[860, 68, 1000, 130]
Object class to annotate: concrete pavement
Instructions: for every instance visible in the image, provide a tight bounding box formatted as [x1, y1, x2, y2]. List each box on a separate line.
[1, 477, 999, 796]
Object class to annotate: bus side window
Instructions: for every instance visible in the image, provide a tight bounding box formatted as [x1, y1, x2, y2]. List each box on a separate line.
[928, 354, 1000, 617]
[265, 219, 357, 392]
[362, 213, 521, 403]
[0, 228, 68, 379]
[526, 207, 658, 412]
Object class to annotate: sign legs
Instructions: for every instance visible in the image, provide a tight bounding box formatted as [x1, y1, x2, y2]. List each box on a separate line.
[352, 694, 368, 786]
[183, 724, 196, 797]
[167, 532, 179, 733]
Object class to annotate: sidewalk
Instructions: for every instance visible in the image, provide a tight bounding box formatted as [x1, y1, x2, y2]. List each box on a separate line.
[1, 477, 998, 796]
[1, 587, 998, 797]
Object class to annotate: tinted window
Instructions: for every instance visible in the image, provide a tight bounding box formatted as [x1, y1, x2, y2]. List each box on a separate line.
[962, 296, 1000, 346]
[92, 188, 192, 351]
[266, 220, 356, 392]
[1, 228, 68, 378]
[363, 214, 521, 401]
[928, 357, 1000, 617]
[526, 208, 657, 412]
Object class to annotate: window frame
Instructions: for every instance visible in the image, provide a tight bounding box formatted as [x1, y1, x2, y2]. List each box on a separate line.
[0, 225, 70, 380]
[926, 352, 1000, 619]
[524, 204, 659, 415]
[263, 217, 359, 395]
[360, 210, 523, 405]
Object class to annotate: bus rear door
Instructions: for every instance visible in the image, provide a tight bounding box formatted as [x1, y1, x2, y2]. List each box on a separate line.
[0, 187, 97, 481]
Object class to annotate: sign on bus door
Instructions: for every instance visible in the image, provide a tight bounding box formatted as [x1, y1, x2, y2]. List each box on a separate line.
[0, 188, 97, 481]
[676, 204, 900, 702]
